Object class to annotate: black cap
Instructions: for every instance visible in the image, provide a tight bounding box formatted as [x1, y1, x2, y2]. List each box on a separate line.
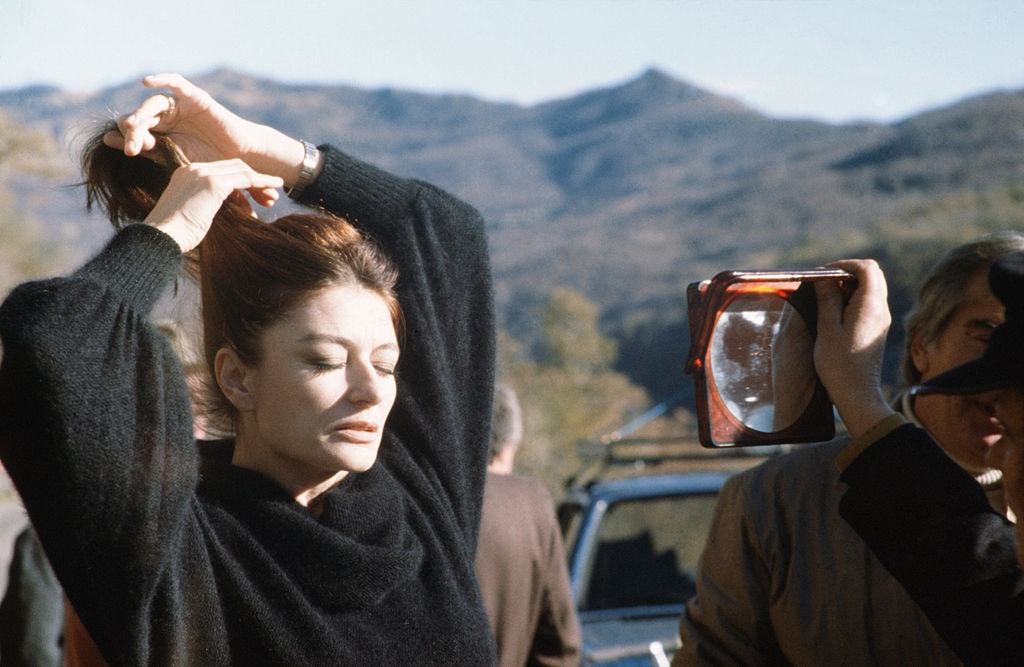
[913, 250, 1024, 396]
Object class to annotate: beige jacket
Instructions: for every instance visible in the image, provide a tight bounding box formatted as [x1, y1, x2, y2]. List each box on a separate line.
[674, 437, 964, 666]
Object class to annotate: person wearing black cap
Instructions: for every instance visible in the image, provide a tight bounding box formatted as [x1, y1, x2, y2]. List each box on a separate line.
[813, 251, 1024, 665]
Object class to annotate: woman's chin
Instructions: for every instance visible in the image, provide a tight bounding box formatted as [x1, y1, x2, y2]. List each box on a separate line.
[331, 443, 381, 473]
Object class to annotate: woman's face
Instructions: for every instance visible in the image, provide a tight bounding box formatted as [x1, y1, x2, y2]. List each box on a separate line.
[231, 283, 399, 500]
[988, 385, 1024, 568]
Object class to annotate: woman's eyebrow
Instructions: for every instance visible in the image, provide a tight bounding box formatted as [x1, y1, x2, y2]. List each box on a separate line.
[298, 333, 349, 346]
[298, 333, 399, 354]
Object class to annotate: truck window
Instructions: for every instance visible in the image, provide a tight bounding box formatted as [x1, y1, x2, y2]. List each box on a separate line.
[581, 493, 717, 611]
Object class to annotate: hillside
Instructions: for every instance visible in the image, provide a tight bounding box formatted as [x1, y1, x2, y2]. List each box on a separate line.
[3, 68, 1024, 398]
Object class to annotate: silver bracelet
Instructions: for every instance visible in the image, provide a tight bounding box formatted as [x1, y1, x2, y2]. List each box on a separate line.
[286, 140, 321, 199]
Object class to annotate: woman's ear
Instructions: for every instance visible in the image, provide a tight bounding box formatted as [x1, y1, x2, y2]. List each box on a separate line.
[215, 347, 256, 412]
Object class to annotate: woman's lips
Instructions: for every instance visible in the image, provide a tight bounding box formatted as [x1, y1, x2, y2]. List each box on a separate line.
[331, 420, 379, 443]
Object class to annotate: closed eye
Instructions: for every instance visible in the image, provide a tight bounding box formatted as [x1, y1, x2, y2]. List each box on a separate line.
[310, 361, 345, 374]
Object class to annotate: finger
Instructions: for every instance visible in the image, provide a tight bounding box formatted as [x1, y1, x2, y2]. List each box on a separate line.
[144, 73, 192, 92]
[243, 173, 285, 190]
[103, 130, 125, 150]
[193, 160, 283, 191]
[144, 74, 204, 106]
[249, 187, 280, 208]
[206, 172, 284, 195]
[133, 93, 175, 123]
[119, 94, 175, 155]
[826, 259, 884, 294]
[228, 190, 257, 219]
[103, 130, 171, 166]
[814, 281, 843, 333]
[116, 115, 147, 157]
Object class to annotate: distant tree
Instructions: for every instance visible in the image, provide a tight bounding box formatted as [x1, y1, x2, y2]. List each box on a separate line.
[538, 287, 617, 372]
[501, 287, 649, 494]
[0, 112, 67, 300]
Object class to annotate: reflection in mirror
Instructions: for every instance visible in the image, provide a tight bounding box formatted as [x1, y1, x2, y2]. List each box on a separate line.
[708, 294, 815, 433]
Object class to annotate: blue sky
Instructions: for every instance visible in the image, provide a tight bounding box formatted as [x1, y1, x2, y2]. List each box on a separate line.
[3, 0, 1023, 123]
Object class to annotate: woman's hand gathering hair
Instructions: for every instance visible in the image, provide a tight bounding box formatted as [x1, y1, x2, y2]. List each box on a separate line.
[144, 160, 282, 253]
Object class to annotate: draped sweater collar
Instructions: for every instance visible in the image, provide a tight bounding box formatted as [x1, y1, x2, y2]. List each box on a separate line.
[195, 440, 425, 611]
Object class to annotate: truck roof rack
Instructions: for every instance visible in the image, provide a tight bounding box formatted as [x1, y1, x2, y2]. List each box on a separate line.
[567, 435, 791, 490]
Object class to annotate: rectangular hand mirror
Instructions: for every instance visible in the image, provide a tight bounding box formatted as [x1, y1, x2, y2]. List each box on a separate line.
[685, 269, 854, 448]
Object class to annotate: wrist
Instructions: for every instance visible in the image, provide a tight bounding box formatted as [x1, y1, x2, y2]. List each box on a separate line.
[242, 126, 312, 188]
[285, 140, 322, 199]
[144, 216, 193, 254]
[834, 389, 895, 440]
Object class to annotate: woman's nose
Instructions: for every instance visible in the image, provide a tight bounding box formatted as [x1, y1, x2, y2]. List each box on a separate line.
[347, 361, 387, 405]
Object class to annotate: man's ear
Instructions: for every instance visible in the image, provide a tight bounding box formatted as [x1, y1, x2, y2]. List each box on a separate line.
[910, 334, 931, 379]
[215, 347, 256, 412]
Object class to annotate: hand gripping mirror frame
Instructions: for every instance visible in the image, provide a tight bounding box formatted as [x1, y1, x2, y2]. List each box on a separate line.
[685, 269, 854, 448]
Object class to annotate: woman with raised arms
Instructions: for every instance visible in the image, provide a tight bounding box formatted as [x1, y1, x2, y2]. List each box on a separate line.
[0, 73, 496, 665]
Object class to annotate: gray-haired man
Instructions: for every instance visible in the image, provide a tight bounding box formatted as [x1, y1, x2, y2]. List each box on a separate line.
[475, 384, 581, 667]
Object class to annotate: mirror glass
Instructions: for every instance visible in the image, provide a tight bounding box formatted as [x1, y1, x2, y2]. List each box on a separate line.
[708, 294, 816, 432]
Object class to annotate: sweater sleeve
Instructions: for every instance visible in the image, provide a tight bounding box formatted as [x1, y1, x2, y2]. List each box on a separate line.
[838, 424, 1024, 666]
[0, 224, 198, 652]
[296, 146, 495, 547]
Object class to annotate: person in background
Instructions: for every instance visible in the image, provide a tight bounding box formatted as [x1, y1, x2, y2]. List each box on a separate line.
[674, 232, 1024, 665]
[818, 251, 1024, 665]
[475, 384, 581, 666]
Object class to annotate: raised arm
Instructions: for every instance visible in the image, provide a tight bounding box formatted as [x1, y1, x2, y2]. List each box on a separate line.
[0, 161, 281, 662]
[297, 147, 495, 544]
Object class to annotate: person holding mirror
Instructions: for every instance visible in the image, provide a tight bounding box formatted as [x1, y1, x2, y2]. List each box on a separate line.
[675, 233, 1023, 665]
[815, 251, 1024, 664]
[0, 73, 497, 664]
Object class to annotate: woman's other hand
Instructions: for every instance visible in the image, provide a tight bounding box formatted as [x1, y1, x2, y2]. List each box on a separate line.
[814, 259, 896, 438]
[144, 160, 283, 253]
[103, 73, 308, 205]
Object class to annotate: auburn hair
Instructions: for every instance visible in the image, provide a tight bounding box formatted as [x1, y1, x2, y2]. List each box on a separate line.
[81, 124, 403, 433]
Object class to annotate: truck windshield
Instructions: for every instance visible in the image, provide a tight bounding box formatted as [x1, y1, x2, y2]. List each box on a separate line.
[581, 493, 718, 611]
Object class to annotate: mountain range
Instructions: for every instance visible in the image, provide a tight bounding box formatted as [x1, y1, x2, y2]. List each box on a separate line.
[4, 67, 1024, 397]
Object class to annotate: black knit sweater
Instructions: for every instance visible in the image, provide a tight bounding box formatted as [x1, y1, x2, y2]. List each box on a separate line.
[0, 146, 497, 665]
